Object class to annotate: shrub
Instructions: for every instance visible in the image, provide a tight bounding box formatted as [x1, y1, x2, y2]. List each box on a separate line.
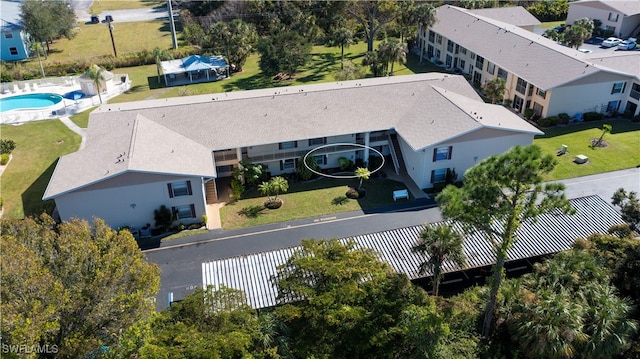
[346, 187, 360, 199]
[538, 117, 553, 127]
[264, 199, 282, 209]
[583, 111, 604, 122]
[558, 113, 570, 123]
[632, 115, 640, 123]
[338, 157, 352, 171]
[623, 110, 634, 119]
[0, 139, 16, 154]
[0, 154, 9, 165]
[230, 178, 245, 201]
[153, 205, 174, 232]
[549, 116, 560, 126]
[524, 108, 534, 121]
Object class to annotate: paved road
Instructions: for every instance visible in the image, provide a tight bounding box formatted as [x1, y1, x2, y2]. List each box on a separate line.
[72, 1, 170, 24]
[145, 168, 640, 310]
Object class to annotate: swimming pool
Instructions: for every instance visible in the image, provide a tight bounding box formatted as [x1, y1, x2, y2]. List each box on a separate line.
[0, 93, 63, 113]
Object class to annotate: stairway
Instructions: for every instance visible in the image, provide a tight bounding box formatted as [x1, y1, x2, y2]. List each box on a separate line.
[205, 180, 218, 204]
[389, 134, 408, 175]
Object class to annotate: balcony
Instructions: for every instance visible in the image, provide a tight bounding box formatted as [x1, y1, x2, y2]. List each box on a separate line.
[213, 150, 238, 162]
[245, 144, 358, 162]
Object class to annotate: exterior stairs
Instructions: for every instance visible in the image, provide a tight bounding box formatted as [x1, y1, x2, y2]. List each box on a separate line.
[205, 180, 218, 204]
[389, 133, 408, 175]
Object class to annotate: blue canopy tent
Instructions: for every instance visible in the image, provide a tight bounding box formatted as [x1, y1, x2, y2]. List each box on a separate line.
[160, 55, 229, 86]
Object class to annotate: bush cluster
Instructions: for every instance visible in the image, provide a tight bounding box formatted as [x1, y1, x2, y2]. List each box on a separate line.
[558, 113, 570, 124]
[0, 154, 9, 165]
[0, 47, 199, 82]
[346, 187, 360, 199]
[538, 116, 560, 127]
[1, 139, 16, 154]
[583, 111, 604, 122]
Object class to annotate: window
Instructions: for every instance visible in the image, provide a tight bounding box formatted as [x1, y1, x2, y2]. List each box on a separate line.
[167, 181, 192, 198]
[4, 32, 13, 39]
[445, 54, 452, 68]
[608, 12, 619, 22]
[428, 30, 435, 43]
[313, 155, 326, 165]
[459, 59, 466, 71]
[172, 204, 196, 220]
[279, 141, 297, 150]
[216, 165, 234, 174]
[447, 40, 454, 53]
[459, 47, 467, 55]
[533, 102, 544, 116]
[280, 158, 296, 170]
[431, 169, 447, 184]
[605, 25, 616, 33]
[427, 44, 434, 58]
[435, 49, 441, 59]
[516, 77, 528, 95]
[611, 82, 625, 94]
[475, 55, 484, 70]
[473, 71, 482, 84]
[497, 68, 508, 80]
[308, 137, 326, 146]
[433, 146, 453, 162]
[607, 100, 619, 112]
[487, 62, 495, 75]
[9, 47, 18, 55]
[536, 88, 547, 99]
[470, 52, 476, 60]
[436, 34, 442, 44]
[631, 83, 640, 100]
[513, 95, 524, 112]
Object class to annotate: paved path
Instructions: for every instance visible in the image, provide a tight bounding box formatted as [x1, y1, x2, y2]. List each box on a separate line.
[145, 167, 639, 310]
[59, 116, 87, 150]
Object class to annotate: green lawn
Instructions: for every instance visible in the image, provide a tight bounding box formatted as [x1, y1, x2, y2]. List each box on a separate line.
[69, 107, 98, 128]
[534, 119, 640, 181]
[538, 20, 566, 29]
[0, 120, 81, 218]
[220, 177, 410, 230]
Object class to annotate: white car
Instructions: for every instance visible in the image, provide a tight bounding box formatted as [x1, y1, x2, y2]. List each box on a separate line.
[618, 38, 637, 50]
[602, 37, 622, 47]
[578, 48, 593, 53]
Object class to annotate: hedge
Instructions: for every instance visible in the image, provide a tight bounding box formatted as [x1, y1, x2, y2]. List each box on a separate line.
[583, 111, 604, 122]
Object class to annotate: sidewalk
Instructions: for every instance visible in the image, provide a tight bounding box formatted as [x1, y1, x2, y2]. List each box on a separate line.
[59, 116, 87, 150]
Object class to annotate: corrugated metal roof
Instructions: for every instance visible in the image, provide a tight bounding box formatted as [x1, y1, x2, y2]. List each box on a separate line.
[202, 195, 623, 309]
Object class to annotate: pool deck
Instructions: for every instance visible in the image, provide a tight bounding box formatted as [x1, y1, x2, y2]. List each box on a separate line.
[0, 76, 129, 125]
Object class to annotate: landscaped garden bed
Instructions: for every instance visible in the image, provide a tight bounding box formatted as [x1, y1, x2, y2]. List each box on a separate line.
[220, 177, 408, 230]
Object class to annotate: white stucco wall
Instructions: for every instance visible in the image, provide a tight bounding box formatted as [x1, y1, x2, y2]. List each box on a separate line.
[55, 174, 206, 230]
[547, 80, 630, 116]
[398, 130, 536, 189]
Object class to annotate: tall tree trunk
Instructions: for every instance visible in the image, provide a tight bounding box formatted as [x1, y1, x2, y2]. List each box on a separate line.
[433, 267, 441, 296]
[419, 25, 424, 64]
[482, 253, 505, 339]
[341, 45, 345, 70]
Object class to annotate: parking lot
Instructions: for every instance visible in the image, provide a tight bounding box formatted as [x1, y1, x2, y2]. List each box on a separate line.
[578, 36, 639, 54]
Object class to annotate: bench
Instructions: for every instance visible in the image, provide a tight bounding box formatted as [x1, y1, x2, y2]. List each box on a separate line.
[393, 189, 409, 201]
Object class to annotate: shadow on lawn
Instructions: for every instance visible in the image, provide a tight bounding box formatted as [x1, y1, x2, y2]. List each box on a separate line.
[222, 73, 277, 92]
[22, 160, 57, 217]
[535, 118, 640, 138]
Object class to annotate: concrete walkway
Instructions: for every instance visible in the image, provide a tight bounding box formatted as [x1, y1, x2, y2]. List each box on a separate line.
[382, 160, 429, 200]
[59, 116, 87, 150]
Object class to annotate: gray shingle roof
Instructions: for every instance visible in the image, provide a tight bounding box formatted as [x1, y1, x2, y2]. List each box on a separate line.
[468, 6, 541, 27]
[45, 73, 541, 198]
[202, 195, 623, 309]
[431, 6, 632, 90]
[572, 0, 640, 15]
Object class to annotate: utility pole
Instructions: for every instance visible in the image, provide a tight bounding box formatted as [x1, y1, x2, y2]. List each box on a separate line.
[107, 19, 117, 57]
[168, 0, 178, 49]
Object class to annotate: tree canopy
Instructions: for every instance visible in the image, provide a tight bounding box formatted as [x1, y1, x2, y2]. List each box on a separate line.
[21, 0, 76, 52]
[436, 144, 574, 339]
[1, 215, 160, 358]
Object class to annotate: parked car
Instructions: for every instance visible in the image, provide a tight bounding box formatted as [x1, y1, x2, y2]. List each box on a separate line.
[601, 37, 622, 47]
[618, 38, 637, 50]
[105, 15, 114, 23]
[90, 15, 99, 24]
[578, 48, 593, 54]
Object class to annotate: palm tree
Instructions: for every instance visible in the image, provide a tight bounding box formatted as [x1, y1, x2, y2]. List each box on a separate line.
[593, 123, 612, 148]
[413, 4, 437, 64]
[259, 176, 289, 203]
[228, 19, 257, 72]
[362, 51, 385, 77]
[333, 27, 353, 70]
[85, 65, 105, 104]
[33, 41, 45, 78]
[209, 22, 231, 62]
[354, 167, 370, 190]
[152, 47, 172, 85]
[379, 39, 407, 75]
[412, 224, 466, 296]
[483, 77, 506, 104]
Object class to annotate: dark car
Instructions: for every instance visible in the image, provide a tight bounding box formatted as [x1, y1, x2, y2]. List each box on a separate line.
[105, 15, 114, 23]
[90, 15, 99, 24]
